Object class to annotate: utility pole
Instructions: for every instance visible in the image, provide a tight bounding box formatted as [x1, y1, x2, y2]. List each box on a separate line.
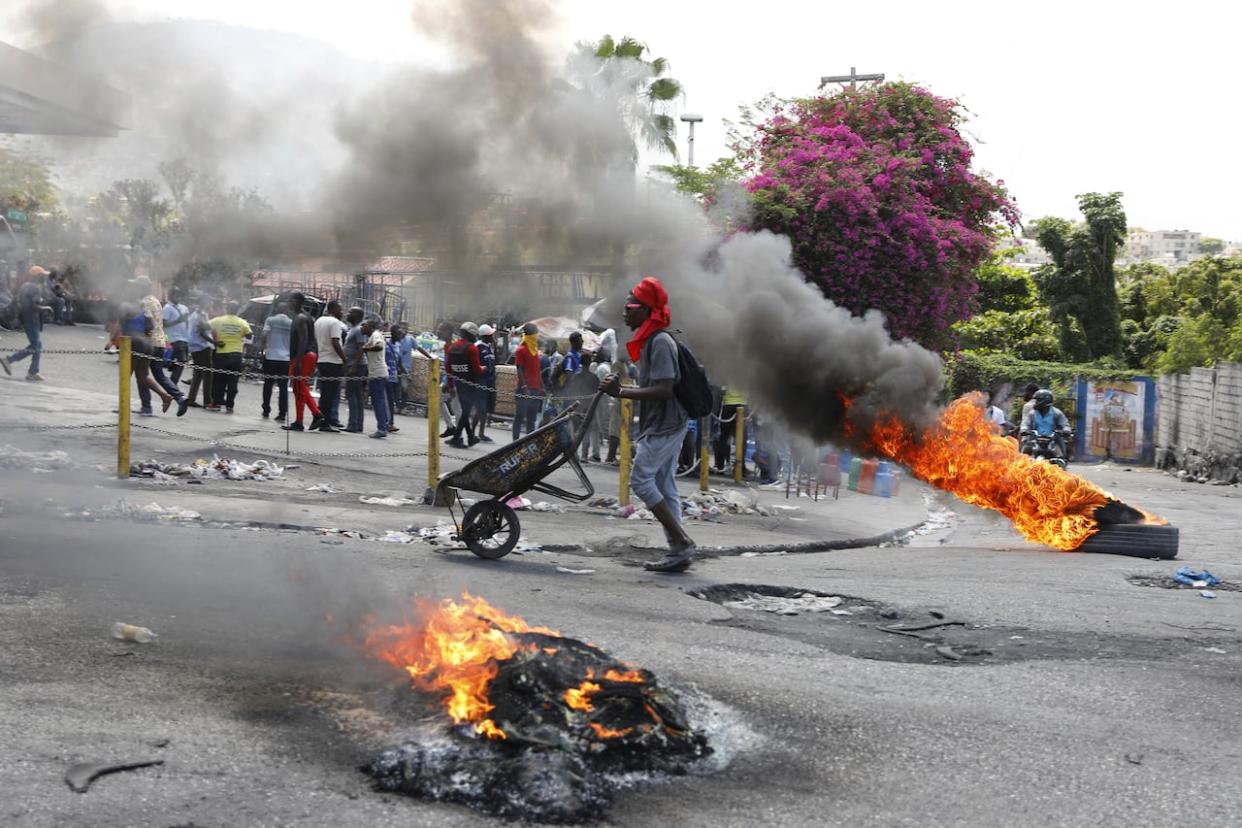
[819, 66, 885, 90]
[679, 113, 703, 168]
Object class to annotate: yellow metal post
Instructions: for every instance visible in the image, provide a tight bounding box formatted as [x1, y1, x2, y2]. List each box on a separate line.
[427, 358, 441, 491]
[733, 405, 746, 484]
[117, 336, 131, 479]
[618, 397, 633, 506]
[699, 416, 709, 492]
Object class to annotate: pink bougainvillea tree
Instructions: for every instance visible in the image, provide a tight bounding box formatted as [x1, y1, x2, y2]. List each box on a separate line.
[738, 83, 1018, 349]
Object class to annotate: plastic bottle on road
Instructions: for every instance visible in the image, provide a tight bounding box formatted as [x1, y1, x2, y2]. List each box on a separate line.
[111, 622, 158, 643]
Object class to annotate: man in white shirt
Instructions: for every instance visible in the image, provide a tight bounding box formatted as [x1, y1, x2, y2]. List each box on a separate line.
[313, 300, 348, 429]
[161, 287, 191, 385]
[361, 316, 390, 439]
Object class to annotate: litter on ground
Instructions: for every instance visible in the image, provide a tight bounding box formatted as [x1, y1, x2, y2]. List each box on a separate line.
[360, 495, 417, 507]
[131, 455, 284, 481]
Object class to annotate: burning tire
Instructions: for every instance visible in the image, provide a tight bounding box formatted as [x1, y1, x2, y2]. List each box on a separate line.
[461, 500, 520, 559]
[1078, 523, 1179, 560]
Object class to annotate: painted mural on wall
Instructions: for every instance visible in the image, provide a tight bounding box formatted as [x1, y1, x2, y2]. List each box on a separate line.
[1075, 377, 1157, 463]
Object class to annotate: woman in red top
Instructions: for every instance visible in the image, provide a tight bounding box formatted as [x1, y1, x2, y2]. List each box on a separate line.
[512, 322, 543, 439]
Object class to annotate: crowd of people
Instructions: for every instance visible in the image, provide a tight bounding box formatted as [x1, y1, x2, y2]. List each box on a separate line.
[7, 267, 768, 572]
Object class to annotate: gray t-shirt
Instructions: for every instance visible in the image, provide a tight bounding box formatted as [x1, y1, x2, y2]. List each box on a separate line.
[344, 324, 368, 373]
[262, 313, 292, 361]
[637, 331, 686, 439]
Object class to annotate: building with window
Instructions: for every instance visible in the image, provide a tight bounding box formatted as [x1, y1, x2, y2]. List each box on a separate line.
[1123, 229, 1201, 265]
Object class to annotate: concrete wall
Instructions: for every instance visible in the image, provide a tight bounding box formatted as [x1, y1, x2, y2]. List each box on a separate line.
[1156, 362, 1242, 482]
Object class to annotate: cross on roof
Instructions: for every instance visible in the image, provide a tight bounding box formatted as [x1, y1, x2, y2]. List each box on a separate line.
[819, 66, 885, 89]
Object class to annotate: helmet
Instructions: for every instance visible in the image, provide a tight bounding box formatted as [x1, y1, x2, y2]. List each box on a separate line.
[478, 324, 495, 336]
[459, 321, 479, 337]
[1033, 389, 1053, 408]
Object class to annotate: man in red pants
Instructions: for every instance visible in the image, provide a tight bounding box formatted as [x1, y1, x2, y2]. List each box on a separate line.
[283, 292, 334, 432]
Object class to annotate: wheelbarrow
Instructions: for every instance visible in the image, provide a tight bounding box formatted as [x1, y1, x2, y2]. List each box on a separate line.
[437, 390, 607, 559]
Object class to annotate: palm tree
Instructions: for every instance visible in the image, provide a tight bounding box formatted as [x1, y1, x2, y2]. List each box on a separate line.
[576, 35, 684, 162]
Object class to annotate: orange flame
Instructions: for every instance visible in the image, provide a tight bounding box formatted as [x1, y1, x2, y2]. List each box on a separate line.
[357, 593, 558, 739]
[564, 680, 601, 712]
[863, 397, 1160, 550]
[589, 722, 634, 739]
[603, 668, 646, 683]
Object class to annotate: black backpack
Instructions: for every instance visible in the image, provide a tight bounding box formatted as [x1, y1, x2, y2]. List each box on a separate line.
[653, 331, 713, 419]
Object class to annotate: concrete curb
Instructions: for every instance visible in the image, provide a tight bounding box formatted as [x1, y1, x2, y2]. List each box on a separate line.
[541, 521, 928, 558]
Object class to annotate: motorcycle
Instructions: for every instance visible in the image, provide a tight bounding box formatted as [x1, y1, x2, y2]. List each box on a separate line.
[1021, 431, 1072, 470]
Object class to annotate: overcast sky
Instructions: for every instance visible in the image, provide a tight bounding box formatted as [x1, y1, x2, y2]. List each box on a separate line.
[13, 0, 1241, 239]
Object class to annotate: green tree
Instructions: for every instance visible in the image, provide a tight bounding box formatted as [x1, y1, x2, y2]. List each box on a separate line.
[975, 248, 1037, 313]
[1032, 192, 1126, 360]
[90, 179, 175, 276]
[1199, 236, 1225, 255]
[575, 35, 684, 161]
[0, 146, 58, 215]
[652, 157, 742, 210]
[1156, 314, 1226, 374]
[158, 158, 196, 214]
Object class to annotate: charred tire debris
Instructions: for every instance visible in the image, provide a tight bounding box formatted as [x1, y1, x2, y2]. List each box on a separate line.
[364, 633, 712, 824]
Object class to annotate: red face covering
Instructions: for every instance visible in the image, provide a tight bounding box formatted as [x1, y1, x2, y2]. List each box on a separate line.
[626, 276, 672, 362]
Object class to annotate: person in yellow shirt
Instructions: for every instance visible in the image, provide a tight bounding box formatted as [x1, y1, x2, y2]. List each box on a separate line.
[207, 301, 252, 413]
[715, 386, 747, 474]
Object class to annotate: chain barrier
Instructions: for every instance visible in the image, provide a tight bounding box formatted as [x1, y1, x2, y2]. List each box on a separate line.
[128, 423, 475, 462]
[711, 406, 757, 424]
[0, 422, 116, 431]
[52, 346, 601, 401]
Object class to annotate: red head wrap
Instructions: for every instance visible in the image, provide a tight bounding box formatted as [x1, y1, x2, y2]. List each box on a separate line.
[626, 276, 671, 362]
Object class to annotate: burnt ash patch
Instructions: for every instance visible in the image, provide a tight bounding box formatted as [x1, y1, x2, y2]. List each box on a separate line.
[365, 633, 711, 824]
[688, 583, 1241, 666]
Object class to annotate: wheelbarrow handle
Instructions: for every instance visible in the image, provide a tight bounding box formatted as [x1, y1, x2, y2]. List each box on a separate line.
[569, 390, 608, 450]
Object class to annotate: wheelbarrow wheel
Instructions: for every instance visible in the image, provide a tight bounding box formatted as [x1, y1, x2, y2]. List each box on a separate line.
[461, 500, 521, 559]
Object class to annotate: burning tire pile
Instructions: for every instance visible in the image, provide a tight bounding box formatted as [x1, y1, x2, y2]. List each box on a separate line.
[357, 595, 711, 823]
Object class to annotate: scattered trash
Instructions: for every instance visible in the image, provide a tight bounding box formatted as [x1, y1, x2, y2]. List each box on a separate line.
[934, 645, 963, 661]
[739, 550, 788, 557]
[1202, 647, 1227, 654]
[506, 495, 533, 510]
[377, 531, 417, 544]
[65, 759, 164, 793]
[318, 527, 366, 540]
[554, 566, 595, 575]
[306, 484, 342, 494]
[770, 504, 801, 513]
[131, 455, 283, 481]
[1124, 753, 1144, 765]
[414, 523, 460, 547]
[360, 495, 417, 507]
[111, 622, 158, 643]
[724, 592, 844, 615]
[1173, 566, 1221, 587]
[1201, 590, 1217, 599]
[527, 501, 565, 513]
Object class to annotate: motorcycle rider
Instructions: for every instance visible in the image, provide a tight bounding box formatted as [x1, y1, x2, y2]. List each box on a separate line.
[1020, 389, 1071, 462]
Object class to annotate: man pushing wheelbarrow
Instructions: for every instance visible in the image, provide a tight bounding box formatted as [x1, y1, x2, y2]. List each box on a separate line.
[436, 276, 701, 573]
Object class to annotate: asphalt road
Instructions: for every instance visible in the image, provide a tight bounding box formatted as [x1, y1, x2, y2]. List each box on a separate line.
[2, 326, 1241, 827]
